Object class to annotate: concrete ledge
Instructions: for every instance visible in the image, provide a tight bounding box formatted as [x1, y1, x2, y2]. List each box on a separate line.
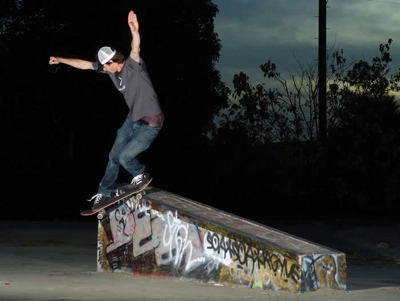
[97, 187, 346, 292]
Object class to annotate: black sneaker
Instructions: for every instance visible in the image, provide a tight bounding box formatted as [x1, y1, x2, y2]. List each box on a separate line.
[88, 193, 113, 211]
[110, 173, 152, 196]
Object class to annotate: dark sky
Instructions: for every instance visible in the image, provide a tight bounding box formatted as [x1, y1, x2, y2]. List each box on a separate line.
[213, 0, 400, 89]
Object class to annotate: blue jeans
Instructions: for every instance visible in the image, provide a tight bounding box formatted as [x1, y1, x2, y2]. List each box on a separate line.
[98, 118, 161, 196]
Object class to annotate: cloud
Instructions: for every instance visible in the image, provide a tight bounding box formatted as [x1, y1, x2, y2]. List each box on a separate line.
[327, 0, 400, 45]
[214, 0, 400, 87]
[215, 0, 318, 47]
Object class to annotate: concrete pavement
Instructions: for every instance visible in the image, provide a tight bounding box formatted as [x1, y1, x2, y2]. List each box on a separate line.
[0, 220, 399, 301]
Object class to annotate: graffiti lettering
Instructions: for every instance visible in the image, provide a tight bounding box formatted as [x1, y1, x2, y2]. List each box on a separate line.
[161, 211, 204, 272]
[115, 207, 130, 237]
[97, 197, 345, 292]
[206, 231, 300, 283]
[105, 203, 135, 253]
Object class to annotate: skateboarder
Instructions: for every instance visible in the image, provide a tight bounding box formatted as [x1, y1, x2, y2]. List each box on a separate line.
[49, 11, 163, 211]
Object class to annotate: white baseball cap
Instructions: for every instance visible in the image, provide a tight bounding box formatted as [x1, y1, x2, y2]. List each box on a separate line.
[98, 46, 116, 65]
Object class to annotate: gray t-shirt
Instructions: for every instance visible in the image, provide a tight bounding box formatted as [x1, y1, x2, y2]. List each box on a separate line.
[93, 57, 162, 121]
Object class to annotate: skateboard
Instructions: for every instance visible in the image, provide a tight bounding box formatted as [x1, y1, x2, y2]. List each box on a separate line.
[80, 179, 151, 219]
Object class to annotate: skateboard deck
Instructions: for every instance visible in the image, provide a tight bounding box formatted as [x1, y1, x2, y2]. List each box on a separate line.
[80, 179, 152, 218]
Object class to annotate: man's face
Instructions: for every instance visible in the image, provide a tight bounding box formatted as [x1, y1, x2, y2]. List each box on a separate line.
[102, 60, 119, 73]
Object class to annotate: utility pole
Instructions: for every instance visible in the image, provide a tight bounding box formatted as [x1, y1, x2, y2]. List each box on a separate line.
[318, 0, 327, 141]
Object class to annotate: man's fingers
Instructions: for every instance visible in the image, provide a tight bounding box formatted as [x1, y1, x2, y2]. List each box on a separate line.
[128, 11, 135, 23]
[49, 57, 59, 65]
[128, 10, 139, 30]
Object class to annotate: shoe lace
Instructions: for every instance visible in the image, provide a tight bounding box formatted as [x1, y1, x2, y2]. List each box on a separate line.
[114, 189, 123, 197]
[131, 174, 144, 186]
[88, 193, 102, 205]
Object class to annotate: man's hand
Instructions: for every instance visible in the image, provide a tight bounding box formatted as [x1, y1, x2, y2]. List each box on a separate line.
[128, 10, 139, 33]
[128, 10, 141, 63]
[48, 56, 94, 70]
[49, 56, 61, 65]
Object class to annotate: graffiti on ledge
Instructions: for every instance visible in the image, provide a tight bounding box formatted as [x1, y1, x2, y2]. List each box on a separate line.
[97, 197, 346, 292]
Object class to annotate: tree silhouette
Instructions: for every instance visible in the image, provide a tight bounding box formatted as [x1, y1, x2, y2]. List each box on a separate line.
[208, 40, 400, 219]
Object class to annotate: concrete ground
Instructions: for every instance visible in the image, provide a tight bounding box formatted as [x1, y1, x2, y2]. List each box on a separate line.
[0, 220, 399, 301]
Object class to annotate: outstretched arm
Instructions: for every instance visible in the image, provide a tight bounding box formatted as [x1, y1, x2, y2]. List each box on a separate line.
[128, 10, 141, 63]
[49, 56, 94, 70]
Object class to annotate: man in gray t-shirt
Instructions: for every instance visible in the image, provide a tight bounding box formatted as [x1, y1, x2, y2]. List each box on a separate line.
[49, 11, 163, 210]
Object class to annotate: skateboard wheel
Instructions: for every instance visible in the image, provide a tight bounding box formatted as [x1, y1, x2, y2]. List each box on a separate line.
[136, 193, 142, 201]
[97, 209, 106, 220]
